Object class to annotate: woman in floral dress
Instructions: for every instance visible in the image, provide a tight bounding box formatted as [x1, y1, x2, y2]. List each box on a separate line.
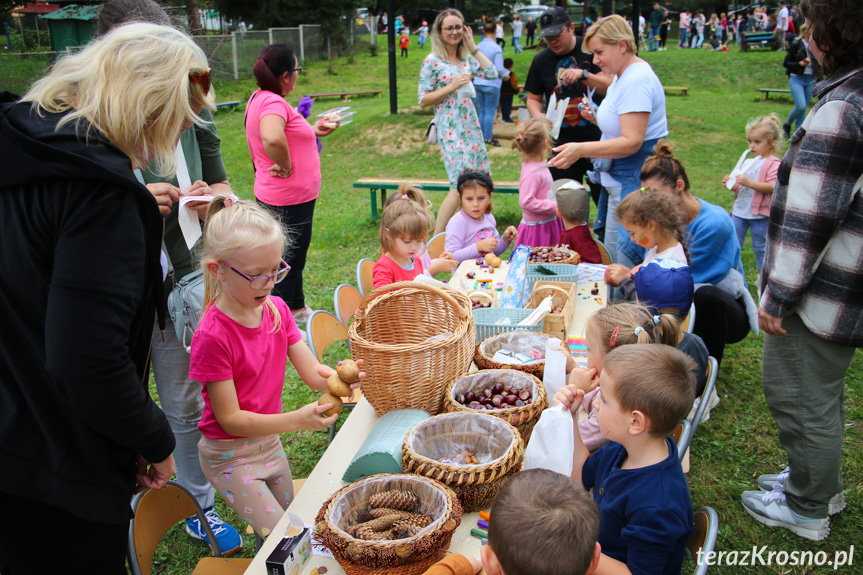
[419, 8, 498, 234]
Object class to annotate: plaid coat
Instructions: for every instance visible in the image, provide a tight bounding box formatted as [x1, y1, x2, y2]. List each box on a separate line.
[760, 65, 863, 346]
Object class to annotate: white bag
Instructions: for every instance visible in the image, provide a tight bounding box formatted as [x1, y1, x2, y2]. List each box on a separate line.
[542, 337, 566, 398]
[523, 404, 575, 476]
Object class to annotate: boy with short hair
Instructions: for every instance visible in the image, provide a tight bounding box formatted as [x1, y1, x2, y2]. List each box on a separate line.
[554, 179, 602, 263]
[555, 345, 696, 575]
[422, 469, 601, 575]
[399, 28, 411, 57]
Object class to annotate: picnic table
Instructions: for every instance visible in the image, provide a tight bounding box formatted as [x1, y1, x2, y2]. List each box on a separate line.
[243, 277, 607, 574]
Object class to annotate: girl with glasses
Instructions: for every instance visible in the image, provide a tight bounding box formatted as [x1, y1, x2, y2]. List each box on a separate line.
[190, 197, 364, 539]
[419, 8, 499, 235]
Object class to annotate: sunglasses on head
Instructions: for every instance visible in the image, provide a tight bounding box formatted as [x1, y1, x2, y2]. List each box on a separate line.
[189, 68, 212, 95]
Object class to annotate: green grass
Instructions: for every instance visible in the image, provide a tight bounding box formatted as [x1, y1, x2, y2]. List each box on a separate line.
[146, 41, 862, 574]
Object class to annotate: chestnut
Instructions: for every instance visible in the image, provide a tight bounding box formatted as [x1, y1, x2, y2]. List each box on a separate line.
[479, 396, 491, 406]
[505, 394, 518, 405]
[468, 401, 481, 410]
[518, 390, 532, 401]
[465, 391, 476, 402]
[491, 395, 502, 407]
[492, 382, 504, 394]
[483, 388, 493, 398]
[515, 399, 525, 407]
[456, 394, 466, 404]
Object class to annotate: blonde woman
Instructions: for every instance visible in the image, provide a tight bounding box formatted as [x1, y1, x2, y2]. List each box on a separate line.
[0, 23, 211, 572]
[418, 8, 498, 234]
[549, 14, 667, 270]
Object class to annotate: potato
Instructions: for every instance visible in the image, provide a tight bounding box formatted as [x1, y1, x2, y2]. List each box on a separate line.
[319, 392, 343, 417]
[327, 373, 352, 397]
[337, 359, 360, 384]
[484, 252, 497, 265]
[490, 256, 502, 267]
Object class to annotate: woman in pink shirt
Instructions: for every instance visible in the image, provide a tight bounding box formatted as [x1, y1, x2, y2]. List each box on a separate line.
[245, 44, 336, 321]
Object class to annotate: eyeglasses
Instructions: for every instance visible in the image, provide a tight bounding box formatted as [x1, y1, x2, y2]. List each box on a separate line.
[443, 25, 464, 33]
[291, 66, 303, 75]
[221, 259, 290, 290]
[189, 68, 212, 95]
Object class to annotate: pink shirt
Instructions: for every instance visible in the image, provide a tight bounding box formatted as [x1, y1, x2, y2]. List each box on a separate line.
[372, 253, 424, 289]
[189, 296, 303, 439]
[246, 90, 321, 206]
[518, 161, 558, 222]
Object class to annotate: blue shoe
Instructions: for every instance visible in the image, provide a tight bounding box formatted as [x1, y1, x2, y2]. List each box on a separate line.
[186, 507, 243, 555]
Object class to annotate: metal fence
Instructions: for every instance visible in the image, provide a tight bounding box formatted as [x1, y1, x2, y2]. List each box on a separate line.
[1, 22, 376, 94]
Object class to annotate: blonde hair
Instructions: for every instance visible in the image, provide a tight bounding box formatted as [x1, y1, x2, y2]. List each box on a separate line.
[379, 197, 429, 253]
[583, 15, 637, 55]
[430, 9, 469, 61]
[22, 23, 213, 176]
[382, 184, 436, 232]
[512, 117, 552, 157]
[603, 345, 697, 437]
[615, 187, 689, 263]
[587, 301, 680, 358]
[746, 113, 783, 153]
[201, 197, 288, 330]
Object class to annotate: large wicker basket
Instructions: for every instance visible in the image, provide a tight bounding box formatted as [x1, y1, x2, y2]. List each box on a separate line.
[402, 412, 524, 513]
[443, 370, 548, 445]
[474, 330, 554, 379]
[315, 474, 462, 575]
[349, 281, 475, 415]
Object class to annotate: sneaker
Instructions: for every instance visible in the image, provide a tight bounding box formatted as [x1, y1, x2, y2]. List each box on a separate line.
[687, 387, 720, 423]
[783, 123, 792, 139]
[186, 507, 243, 555]
[485, 139, 501, 147]
[291, 306, 314, 324]
[757, 466, 847, 515]
[741, 489, 830, 541]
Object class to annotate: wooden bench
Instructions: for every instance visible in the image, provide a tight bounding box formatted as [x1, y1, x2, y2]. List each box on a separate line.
[306, 90, 382, 101]
[757, 88, 792, 101]
[663, 86, 689, 96]
[215, 100, 243, 111]
[353, 177, 519, 219]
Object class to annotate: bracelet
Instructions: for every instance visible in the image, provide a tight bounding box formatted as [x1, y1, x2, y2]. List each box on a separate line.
[471, 47, 480, 56]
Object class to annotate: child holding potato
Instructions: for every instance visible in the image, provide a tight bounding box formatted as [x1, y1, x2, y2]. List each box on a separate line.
[189, 198, 363, 538]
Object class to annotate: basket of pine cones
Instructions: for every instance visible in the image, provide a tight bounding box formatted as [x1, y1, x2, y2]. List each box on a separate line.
[315, 474, 462, 575]
[401, 412, 524, 513]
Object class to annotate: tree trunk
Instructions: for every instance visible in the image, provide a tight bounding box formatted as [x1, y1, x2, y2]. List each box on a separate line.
[186, 0, 203, 36]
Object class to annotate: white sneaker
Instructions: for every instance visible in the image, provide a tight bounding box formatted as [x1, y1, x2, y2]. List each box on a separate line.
[741, 489, 829, 541]
[687, 387, 720, 423]
[757, 466, 847, 515]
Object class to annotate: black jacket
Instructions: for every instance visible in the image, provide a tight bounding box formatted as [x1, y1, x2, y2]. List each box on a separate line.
[784, 38, 809, 76]
[0, 92, 174, 524]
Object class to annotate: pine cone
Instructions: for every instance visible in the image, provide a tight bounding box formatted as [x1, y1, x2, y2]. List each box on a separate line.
[369, 490, 418, 511]
[393, 523, 424, 538]
[392, 514, 433, 538]
[353, 525, 393, 540]
[369, 508, 415, 519]
[351, 513, 403, 534]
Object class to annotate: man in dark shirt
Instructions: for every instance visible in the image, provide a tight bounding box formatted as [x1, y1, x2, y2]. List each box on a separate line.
[648, 3, 663, 51]
[525, 16, 537, 47]
[524, 6, 610, 204]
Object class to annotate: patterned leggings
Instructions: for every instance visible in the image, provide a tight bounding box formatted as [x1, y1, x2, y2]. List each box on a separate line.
[199, 434, 294, 538]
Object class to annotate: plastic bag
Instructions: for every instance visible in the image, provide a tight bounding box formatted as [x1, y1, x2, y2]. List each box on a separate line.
[523, 404, 574, 476]
[542, 337, 566, 398]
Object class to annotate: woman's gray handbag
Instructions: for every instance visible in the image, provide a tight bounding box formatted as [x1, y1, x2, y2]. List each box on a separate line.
[167, 268, 205, 353]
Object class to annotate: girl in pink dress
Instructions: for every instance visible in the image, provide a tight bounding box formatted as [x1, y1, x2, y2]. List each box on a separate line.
[514, 118, 563, 247]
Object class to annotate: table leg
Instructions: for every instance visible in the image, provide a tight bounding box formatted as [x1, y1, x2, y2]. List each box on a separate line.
[370, 189, 378, 220]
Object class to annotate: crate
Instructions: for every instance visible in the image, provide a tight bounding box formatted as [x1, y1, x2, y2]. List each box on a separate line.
[528, 281, 576, 340]
[526, 264, 579, 291]
[472, 308, 543, 343]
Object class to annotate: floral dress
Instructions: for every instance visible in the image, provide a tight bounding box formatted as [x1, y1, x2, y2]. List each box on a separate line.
[418, 53, 498, 188]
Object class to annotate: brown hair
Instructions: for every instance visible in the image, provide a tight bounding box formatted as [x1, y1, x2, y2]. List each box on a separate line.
[378, 197, 429, 253]
[640, 140, 691, 193]
[512, 117, 552, 157]
[587, 301, 680, 358]
[456, 171, 495, 214]
[488, 469, 599, 575]
[615, 186, 689, 263]
[430, 9, 469, 61]
[602, 345, 697, 437]
[253, 44, 297, 94]
[382, 183, 436, 232]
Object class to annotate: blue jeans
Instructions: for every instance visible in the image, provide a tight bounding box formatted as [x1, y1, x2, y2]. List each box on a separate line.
[787, 74, 815, 132]
[679, 28, 688, 47]
[648, 26, 660, 50]
[732, 215, 768, 271]
[419, 36, 426, 48]
[691, 31, 704, 48]
[513, 36, 521, 53]
[472, 84, 500, 142]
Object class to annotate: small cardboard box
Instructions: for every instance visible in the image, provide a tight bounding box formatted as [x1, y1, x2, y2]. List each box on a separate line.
[265, 527, 312, 575]
[528, 280, 576, 340]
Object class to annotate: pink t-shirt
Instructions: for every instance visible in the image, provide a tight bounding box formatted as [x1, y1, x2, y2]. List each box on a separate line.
[518, 161, 558, 222]
[372, 253, 424, 289]
[189, 296, 303, 439]
[245, 90, 321, 206]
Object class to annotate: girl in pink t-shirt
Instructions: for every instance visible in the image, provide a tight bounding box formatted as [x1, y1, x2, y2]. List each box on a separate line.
[513, 118, 563, 247]
[190, 198, 362, 539]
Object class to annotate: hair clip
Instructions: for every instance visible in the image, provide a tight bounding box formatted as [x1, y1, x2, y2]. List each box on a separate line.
[517, 134, 526, 141]
[634, 326, 645, 336]
[401, 195, 409, 200]
[653, 315, 660, 325]
[609, 326, 620, 346]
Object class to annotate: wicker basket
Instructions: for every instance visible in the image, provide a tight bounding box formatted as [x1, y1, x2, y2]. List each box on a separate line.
[527, 281, 576, 340]
[349, 281, 475, 415]
[474, 330, 554, 379]
[472, 308, 543, 343]
[526, 263, 579, 291]
[443, 370, 548, 445]
[467, 290, 499, 309]
[402, 412, 524, 512]
[528, 246, 581, 266]
[315, 474, 462, 575]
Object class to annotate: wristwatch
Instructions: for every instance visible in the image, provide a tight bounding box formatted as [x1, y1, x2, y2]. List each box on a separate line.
[582, 69, 590, 80]
[471, 47, 480, 56]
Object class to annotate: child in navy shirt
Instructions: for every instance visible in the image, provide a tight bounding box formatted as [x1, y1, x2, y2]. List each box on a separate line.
[554, 344, 696, 575]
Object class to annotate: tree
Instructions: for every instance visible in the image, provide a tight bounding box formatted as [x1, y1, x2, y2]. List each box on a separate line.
[186, 0, 203, 35]
[212, 0, 359, 34]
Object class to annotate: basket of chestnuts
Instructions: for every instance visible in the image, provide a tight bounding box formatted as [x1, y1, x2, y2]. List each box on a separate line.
[315, 473, 462, 575]
[474, 330, 554, 379]
[528, 246, 581, 266]
[349, 281, 475, 416]
[402, 412, 523, 512]
[443, 369, 548, 445]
